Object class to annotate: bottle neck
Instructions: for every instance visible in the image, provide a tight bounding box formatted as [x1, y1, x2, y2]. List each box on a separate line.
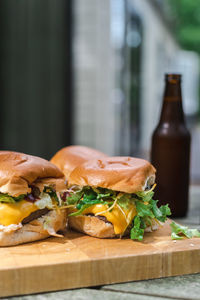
[159, 80, 185, 124]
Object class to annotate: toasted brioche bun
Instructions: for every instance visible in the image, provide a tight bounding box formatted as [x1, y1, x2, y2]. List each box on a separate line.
[0, 151, 66, 197]
[0, 209, 67, 247]
[68, 215, 158, 239]
[51, 145, 107, 179]
[68, 156, 156, 238]
[69, 156, 156, 193]
[68, 215, 115, 238]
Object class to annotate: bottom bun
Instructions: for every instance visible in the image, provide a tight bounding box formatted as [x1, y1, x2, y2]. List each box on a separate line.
[0, 209, 67, 247]
[68, 215, 158, 238]
[68, 215, 115, 238]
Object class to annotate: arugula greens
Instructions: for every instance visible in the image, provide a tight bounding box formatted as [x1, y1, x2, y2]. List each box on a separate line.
[67, 185, 171, 241]
[131, 190, 171, 241]
[130, 216, 145, 241]
[170, 221, 200, 240]
[149, 199, 171, 222]
[69, 187, 113, 216]
[117, 194, 133, 210]
[135, 201, 155, 218]
[67, 189, 84, 205]
[135, 190, 154, 202]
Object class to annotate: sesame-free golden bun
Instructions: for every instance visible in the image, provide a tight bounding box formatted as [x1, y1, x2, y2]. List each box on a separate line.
[68, 215, 115, 238]
[50, 145, 108, 179]
[69, 156, 156, 193]
[68, 214, 158, 239]
[0, 151, 66, 197]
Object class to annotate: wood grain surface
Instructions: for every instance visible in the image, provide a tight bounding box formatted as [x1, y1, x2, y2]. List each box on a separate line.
[0, 219, 200, 297]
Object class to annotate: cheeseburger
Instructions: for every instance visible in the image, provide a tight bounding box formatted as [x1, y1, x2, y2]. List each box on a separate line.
[0, 151, 67, 246]
[67, 157, 171, 240]
[51, 145, 107, 178]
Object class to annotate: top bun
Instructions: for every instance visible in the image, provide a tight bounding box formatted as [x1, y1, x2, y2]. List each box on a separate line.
[51, 145, 107, 179]
[69, 156, 156, 193]
[0, 151, 66, 197]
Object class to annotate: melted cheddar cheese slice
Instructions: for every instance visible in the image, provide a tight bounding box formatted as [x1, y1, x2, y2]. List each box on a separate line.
[0, 200, 38, 226]
[82, 203, 137, 235]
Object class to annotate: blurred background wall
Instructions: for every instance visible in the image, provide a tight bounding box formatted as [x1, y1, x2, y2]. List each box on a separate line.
[0, 0, 200, 182]
[73, 0, 200, 182]
[0, 0, 73, 158]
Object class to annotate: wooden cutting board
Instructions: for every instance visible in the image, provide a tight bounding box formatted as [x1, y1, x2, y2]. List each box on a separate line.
[0, 219, 200, 297]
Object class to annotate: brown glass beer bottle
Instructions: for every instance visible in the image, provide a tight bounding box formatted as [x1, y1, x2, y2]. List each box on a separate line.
[151, 74, 191, 217]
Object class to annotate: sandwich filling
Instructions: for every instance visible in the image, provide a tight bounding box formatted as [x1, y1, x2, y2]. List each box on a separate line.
[0, 186, 66, 231]
[67, 185, 171, 240]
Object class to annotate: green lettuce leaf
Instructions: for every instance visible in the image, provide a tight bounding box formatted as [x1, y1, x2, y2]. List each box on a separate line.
[170, 221, 200, 239]
[0, 194, 16, 203]
[0, 186, 60, 205]
[135, 200, 154, 218]
[117, 194, 133, 210]
[171, 232, 183, 240]
[130, 216, 145, 241]
[96, 192, 113, 200]
[68, 186, 114, 216]
[69, 200, 111, 216]
[92, 187, 116, 197]
[130, 193, 171, 241]
[159, 204, 171, 221]
[67, 190, 84, 205]
[0, 193, 25, 203]
[67, 186, 114, 210]
[150, 200, 171, 222]
[135, 190, 154, 202]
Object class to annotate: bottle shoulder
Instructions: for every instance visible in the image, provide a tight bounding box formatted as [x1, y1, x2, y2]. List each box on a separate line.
[153, 122, 191, 138]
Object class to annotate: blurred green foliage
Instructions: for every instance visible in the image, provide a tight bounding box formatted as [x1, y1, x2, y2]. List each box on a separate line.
[168, 0, 200, 54]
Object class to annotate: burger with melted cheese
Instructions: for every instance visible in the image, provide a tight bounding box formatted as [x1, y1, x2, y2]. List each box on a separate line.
[0, 151, 67, 246]
[67, 157, 171, 240]
[50, 145, 108, 179]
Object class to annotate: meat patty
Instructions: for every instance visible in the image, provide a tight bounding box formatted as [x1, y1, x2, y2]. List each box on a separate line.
[22, 208, 49, 224]
[86, 213, 111, 224]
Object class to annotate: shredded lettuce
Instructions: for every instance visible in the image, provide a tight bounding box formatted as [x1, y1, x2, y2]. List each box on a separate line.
[35, 192, 54, 209]
[43, 216, 52, 230]
[170, 221, 200, 240]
